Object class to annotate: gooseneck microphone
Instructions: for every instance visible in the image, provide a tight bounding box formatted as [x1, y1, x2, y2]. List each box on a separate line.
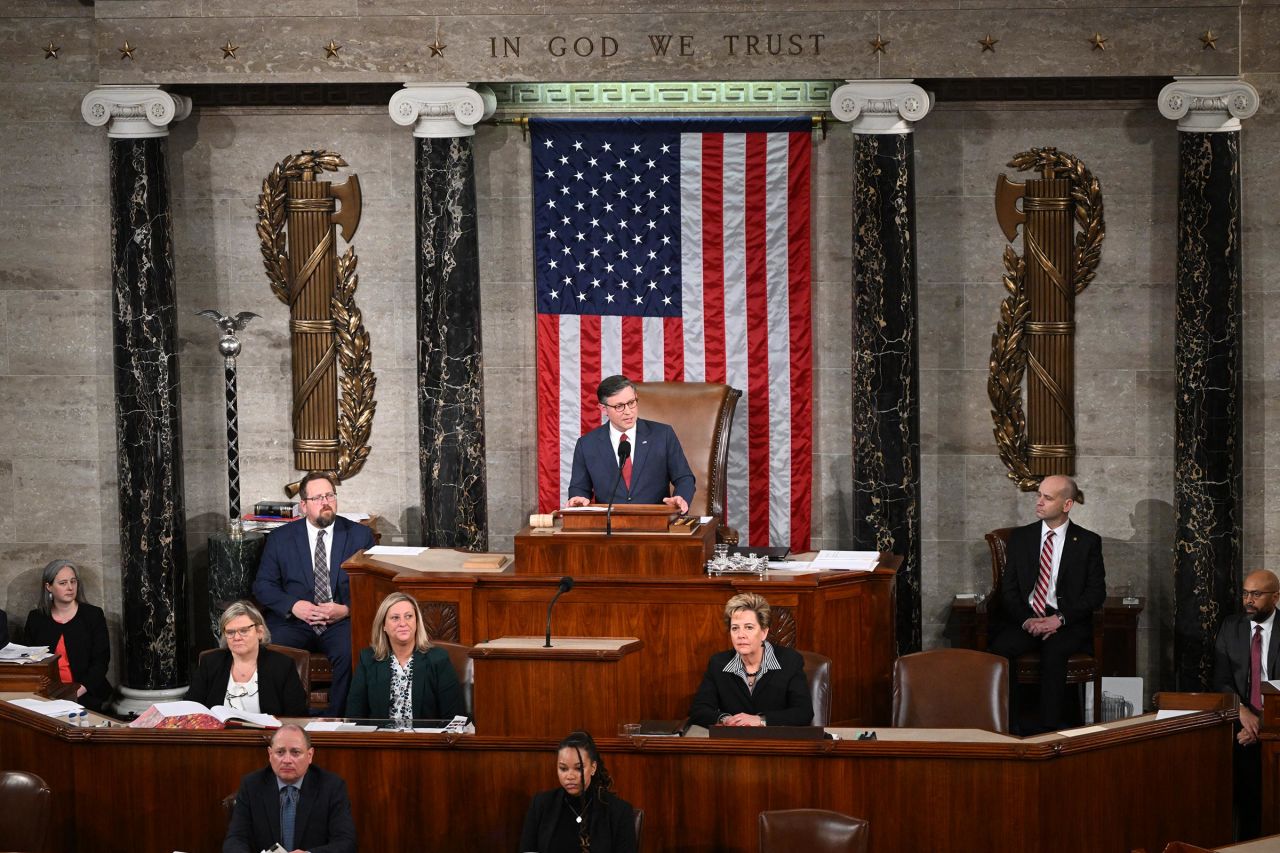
[544, 576, 575, 648]
[604, 438, 631, 537]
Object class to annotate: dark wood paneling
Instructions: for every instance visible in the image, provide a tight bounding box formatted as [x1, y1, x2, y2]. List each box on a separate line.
[0, 703, 1234, 853]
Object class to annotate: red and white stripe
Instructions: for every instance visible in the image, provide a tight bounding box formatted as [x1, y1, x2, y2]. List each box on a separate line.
[536, 129, 812, 551]
[1032, 530, 1055, 616]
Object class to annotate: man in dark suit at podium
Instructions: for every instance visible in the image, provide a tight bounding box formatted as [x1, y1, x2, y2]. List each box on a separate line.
[1213, 569, 1280, 840]
[989, 474, 1106, 734]
[567, 374, 696, 513]
[253, 472, 374, 716]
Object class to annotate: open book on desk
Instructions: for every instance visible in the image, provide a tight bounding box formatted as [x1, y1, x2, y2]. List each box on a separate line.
[129, 700, 280, 730]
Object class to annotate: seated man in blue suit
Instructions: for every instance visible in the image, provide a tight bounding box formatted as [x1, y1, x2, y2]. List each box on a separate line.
[567, 374, 696, 513]
[253, 471, 374, 716]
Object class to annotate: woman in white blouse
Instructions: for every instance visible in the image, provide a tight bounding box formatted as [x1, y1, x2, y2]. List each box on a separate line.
[185, 601, 307, 716]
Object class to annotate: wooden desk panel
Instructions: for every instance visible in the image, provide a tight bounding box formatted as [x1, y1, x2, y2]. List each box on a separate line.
[514, 521, 716, 576]
[0, 701, 1233, 853]
[345, 558, 899, 725]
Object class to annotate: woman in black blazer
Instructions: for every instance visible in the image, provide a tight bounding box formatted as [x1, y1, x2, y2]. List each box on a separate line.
[520, 730, 637, 853]
[688, 592, 813, 727]
[346, 592, 464, 721]
[185, 601, 307, 717]
[24, 559, 113, 712]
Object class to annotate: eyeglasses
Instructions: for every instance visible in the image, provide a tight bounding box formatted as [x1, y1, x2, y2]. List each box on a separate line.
[223, 626, 258, 638]
[226, 683, 259, 710]
[1243, 589, 1277, 600]
[603, 398, 638, 413]
[301, 492, 337, 503]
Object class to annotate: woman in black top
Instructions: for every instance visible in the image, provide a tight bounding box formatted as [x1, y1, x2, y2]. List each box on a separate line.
[24, 559, 112, 712]
[520, 731, 636, 853]
[185, 601, 308, 717]
[688, 591, 813, 727]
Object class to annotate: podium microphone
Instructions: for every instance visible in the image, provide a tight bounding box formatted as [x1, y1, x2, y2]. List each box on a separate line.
[544, 576, 575, 648]
[604, 439, 631, 537]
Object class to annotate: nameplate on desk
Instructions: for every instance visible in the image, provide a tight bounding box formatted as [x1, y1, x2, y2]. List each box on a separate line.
[708, 725, 826, 741]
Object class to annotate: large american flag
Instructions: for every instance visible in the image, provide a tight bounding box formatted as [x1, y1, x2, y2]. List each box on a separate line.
[531, 117, 812, 551]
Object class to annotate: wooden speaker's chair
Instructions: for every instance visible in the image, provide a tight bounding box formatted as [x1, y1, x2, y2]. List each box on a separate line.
[892, 648, 1009, 733]
[758, 809, 869, 853]
[632, 381, 741, 544]
[977, 527, 1104, 724]
[0, 770, 52, 852]
[798, 650, 832, 727]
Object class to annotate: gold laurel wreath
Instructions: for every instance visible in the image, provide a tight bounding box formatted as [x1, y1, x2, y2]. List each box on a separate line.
[988, 147, 1105, 491]
[256, 150, 376, 488]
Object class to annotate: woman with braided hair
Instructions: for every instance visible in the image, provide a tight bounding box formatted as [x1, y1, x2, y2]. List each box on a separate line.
[519, 730, 637, 853]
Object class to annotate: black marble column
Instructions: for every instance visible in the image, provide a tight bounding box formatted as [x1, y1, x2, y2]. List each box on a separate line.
[416, 135, 488, 550]
[110, 136, 189, 690]
[1173, 130, 1242, 691]
[850, 132, 923, 656]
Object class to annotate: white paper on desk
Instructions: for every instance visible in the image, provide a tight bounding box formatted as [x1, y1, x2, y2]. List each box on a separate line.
[0, 642, 54, 662]
[1059, 724, 1108, 737]
[1155, 710, 1197, 720]
[810, 550, 879, 571]
[8, 697, 84, 716]
[699, 516, 713, 523]
[766, 561, 818, 573]
[338, 512, 370, 522]
[1269, 679, 1280, 690]
[365, 546, 429, 557]
[563, 505, 608, 512]
[304, 721, 378, 732]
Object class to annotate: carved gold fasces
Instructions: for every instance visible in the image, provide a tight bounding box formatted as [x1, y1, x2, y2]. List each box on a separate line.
[258, 151, 376, 497]
[989, 148, 1105, 491]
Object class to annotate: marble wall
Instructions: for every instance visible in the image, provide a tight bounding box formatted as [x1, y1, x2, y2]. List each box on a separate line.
[3, 0, 1280, 700]
[0, 7, 124, 677]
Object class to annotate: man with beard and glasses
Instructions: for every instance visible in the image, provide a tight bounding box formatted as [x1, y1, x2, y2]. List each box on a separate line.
[1213, 569, 1280, 840]
[254, 472, 374, 716]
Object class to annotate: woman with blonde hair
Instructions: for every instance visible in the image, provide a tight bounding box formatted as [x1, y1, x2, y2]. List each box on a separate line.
[186, 601, 307, 716]
[345, 592, 463, 722]
[688, 592, 813, 727]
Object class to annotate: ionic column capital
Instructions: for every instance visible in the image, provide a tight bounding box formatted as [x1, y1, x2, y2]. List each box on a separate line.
[389, 83, 496, 138]
[830, 79, 932, 135]
[81, 86, 191, 139]
[1159, 77, 1260, 133]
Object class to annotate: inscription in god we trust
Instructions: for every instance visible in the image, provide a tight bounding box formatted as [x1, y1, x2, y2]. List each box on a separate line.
[489, 32, 825, 59]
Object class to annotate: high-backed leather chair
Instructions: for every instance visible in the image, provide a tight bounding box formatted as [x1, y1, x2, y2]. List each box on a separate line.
[433, 640, 474, 717]
[0, 770, 52, 852]
[632, 381, 741, 544]
[979, 527, 1103, 724]
[758, 809, 869, 853]
[799, 650, 832, 726]
[892, 648, 1010, 733]
[197, 643, 312, 702]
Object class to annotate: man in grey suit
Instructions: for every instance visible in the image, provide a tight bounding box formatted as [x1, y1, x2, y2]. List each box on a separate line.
[1213, 569, 1280, 840]
[224, 724, 356, 853]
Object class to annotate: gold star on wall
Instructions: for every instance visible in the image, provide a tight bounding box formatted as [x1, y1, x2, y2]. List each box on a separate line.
[870, 35, 889, 54]
[118, 41, 136, 60]
[43, 42, 60, 59]
[1089, 33, 1108, 51]
[429, 37, 447, 58]
[324, 39, 342, 58]
[220, 41, 239, 59]
[1200, 30, 1218, 51]
[979, 34, 998, 53]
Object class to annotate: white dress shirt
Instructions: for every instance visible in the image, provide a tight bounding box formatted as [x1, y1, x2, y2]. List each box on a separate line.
[304, 520, 335, 598]
[1029, 518, 1070, 614]
[608, 423, 636, 465]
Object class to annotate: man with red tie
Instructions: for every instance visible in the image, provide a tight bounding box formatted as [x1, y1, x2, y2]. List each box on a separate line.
[566, 374, 695, 513]
[990, 474, 1106, 734]
[1213, 569, 1280, 840]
